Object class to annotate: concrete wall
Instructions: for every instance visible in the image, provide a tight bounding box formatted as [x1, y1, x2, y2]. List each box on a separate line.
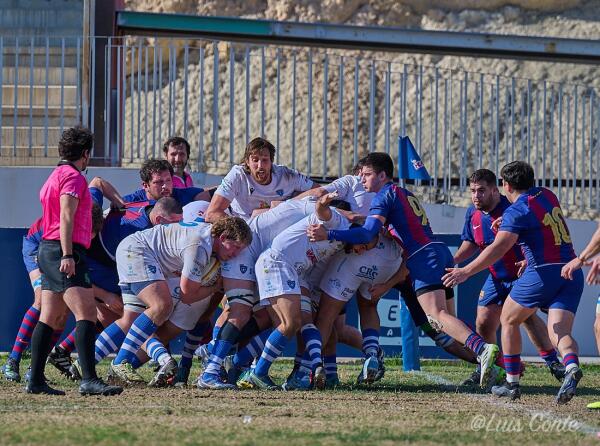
[0, 166, 598, 356]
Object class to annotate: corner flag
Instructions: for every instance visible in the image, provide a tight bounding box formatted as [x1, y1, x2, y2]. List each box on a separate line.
[398, 136, 430, 180]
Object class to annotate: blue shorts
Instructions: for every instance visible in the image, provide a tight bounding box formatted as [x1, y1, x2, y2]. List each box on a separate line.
[478, 275, 515, 307]
[407, 242, 454, 294]
[509, 265, 583, 314]
[87, 257, 121, 295]
[22, 236, 39, 274]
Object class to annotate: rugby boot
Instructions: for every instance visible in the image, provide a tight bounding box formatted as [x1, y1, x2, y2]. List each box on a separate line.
[148, 358, 178, 388]
[197, 372, 237, 390]
[491, 381, 521, 401]
[223, 355, 245, 385]
[1, 358, 21, 382]
[556, 366, 583, 405]
[236, 369, 253, 389]
[108, 361, 146, 386]
[461, 368, 481, 387]
[173, 364, 191, 388]
[548, 361, 566, 382]
[69, 359, 83, 381]
[25, 382, 65, 395]
[374, 348, 386, 382]
[483, 365, 506, 392]
[312, 365, 327, 390]
[80, 378, 123, 396]
[357, 355, 379, 385]
[282, 371, 312, 391]
[247, 371, 281, 390]
[478, 343, 500, 389]
[46, 346, 73, 377]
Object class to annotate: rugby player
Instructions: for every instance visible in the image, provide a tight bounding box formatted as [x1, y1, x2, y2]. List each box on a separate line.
[443, 161, 584, 403]
[244, 191, 350, 390]
[308, 152, 500, 388]
[455, 169, 565, 386]
[108, 216, 251, 385]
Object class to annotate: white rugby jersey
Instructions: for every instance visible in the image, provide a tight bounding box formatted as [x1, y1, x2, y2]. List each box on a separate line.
[323, 175, 375, 216]
[270, 209, 350, 276]
[215, 164, 314, 220]
[122, 221, 213, 282]
[248, 198, 316, 253]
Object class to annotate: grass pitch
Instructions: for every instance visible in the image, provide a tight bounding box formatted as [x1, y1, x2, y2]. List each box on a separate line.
[1, 356, 600, 445]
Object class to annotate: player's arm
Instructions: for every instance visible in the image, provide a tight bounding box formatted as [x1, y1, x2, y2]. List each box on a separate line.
[562, 221, 600, 280]
[204, 194, 232, 223]
[308, 214, 385, 243]
[315, 192, 338, 222]
[293, 186, 327, 200]
[89, 176, 126, 208]
[442, 231, 518, 287]
[180, 275, 223, 304]
[369, 262, 409, 301]
[453, 240, 479, 265]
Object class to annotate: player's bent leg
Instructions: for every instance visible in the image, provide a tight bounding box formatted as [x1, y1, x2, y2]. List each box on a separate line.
[248, 295, 301, 390]
[491, 297, 535, 400]
[522, 312, 565, 381]
[335, 314, 363, 352]
[547, 308, 582, 404]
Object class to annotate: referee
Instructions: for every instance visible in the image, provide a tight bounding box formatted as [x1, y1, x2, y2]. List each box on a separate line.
[27, 126, 122, 396]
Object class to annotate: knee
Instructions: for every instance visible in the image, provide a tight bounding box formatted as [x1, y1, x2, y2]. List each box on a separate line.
[228, 305, 251, 329]
[594, 317, 600, 336]
[149, 298, 173, 325]
[280, 318, 301, 338]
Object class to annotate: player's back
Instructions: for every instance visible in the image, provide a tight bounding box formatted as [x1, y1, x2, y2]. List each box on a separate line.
[372, 183, 436, 257]
[502, 187, 575, 267]
[127, 221, 212, 275]
[249, 198, 316, 251]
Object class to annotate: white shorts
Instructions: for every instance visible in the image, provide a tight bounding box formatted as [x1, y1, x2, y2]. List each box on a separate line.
[122, 277, 180, 314]
[320, 249, 402, 302]
[256, 248, 301, 301]
[169, 296, 212, 331]
[116, 240, 165, 284]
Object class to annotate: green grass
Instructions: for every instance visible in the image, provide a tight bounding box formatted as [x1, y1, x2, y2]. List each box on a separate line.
[1, 356, 599, 445]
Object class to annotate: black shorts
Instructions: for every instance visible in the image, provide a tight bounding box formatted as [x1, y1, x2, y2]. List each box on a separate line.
[38, 240, 92, 293]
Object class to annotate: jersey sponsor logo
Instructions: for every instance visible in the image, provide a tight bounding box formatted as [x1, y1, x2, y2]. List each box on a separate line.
[472, 225, 481, 230]
[357, 265, 378, 281]
[249, 187, 255, 194]
[341, 287, 354, 298]
[276, 189, 284, 197]
[287, 280, 296, 289]
[146, 265, 157, 275]
[172, 286, 181, 299]
[240, 264, 248, 274]
[221, 262, 231, 272]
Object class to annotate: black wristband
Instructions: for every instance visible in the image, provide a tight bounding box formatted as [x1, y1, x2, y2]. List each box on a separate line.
[61, 255, 74, 260]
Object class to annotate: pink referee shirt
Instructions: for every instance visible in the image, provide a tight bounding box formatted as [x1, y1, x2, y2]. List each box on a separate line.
[172, 171, 194, 189]
[39, 164, 93, 249]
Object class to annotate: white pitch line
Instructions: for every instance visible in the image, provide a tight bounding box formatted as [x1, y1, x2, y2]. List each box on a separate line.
[413, 370, 599, 437]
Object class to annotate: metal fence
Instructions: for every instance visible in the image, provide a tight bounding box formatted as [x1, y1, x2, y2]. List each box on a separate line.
[1, 35, 599, 212]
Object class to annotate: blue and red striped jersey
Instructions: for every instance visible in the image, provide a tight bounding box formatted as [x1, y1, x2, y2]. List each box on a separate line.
[461, 195, 523, 281]
[499, 187, 575, 266]
[369, 182, 436, 257]
[25, 217, 44, 243]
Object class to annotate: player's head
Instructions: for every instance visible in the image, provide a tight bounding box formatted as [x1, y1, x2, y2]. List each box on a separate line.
[59, 126, 93, 169]
[91, 203, 104, 238]
[149, 197, 183, 225]
[163, 136, 190, 175]
[211, 216, 253, 261]
[500, 161, 535, 200]
[360, 152, 394, 193]
[352, 158, 365, 176]
[469, 169, 500, 212]
[140, 159, 174, 200]
[345, 222, 378, 254]
[242, 137, 275, 185]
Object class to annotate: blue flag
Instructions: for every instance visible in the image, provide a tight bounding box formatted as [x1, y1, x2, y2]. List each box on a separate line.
[398, 136, 430, 180]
